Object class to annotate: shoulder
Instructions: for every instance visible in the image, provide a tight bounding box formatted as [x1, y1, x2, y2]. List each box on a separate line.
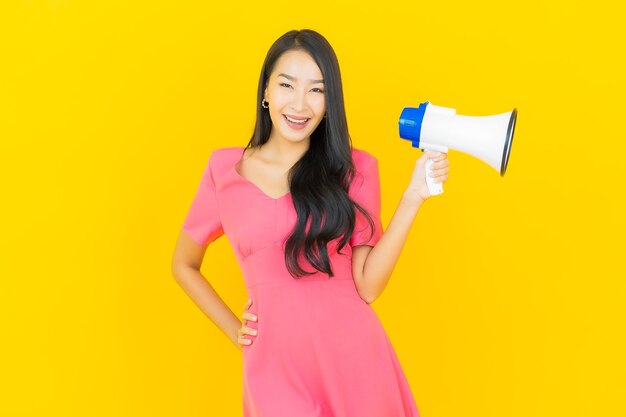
[349, 148, 380, 193]
[351, 147, 378, 171]
[204, 146, 244, 178]
[351, 147, 377, 164]
[209, 146, 244, 164]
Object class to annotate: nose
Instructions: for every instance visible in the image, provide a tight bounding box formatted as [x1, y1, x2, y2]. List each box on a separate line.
[290, 88, 308, 113]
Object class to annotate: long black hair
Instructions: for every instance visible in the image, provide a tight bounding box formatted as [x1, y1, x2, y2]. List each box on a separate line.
[245, 29, 376, 278]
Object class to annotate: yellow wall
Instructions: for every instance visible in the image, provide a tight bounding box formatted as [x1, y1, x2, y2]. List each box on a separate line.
[1, 1, 623, 416]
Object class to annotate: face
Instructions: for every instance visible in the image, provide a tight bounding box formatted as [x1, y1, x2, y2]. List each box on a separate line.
[263, 49, 326, 145]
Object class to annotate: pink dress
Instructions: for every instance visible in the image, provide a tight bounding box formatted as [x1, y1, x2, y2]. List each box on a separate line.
[182, 146, 420, 417]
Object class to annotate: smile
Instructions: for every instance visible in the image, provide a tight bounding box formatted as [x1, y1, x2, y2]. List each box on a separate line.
[284, 115, 310, 124]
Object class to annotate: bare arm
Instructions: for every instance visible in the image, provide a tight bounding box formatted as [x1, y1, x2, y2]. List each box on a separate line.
[353, 151, 449, 304]
[171, 231, 242, 349]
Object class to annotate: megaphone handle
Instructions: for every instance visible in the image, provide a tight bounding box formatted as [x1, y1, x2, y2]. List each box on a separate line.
[425, 157, 444, 196]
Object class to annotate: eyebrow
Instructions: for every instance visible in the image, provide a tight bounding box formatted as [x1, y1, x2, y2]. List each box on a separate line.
[278, 73, 324, 84]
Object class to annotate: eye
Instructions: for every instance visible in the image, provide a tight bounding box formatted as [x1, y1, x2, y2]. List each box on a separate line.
[279, 82, 292, 88]
[311, 88, 325, 93]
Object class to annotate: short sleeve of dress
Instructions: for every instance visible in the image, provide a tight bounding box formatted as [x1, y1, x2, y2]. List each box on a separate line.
[349, 154, 384, 247]
[181, 152, 224, 246]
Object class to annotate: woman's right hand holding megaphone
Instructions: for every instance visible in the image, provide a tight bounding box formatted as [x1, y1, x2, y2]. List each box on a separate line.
[407, 150, 450, 202]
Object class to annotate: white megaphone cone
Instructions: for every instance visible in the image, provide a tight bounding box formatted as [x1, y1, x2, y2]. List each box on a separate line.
[398, 102, 517, 196]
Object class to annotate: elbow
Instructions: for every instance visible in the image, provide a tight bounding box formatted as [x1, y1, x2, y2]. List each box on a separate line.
[171, 259, 191, 282]
[359, 291, 376, 305]
[355, 278, 376, 305]
[364, 295, 377, 304]
[171, 246, 203, 282]
[172, 258, 203, 284]
[171, 253, 182, 279]
[171, 261, 183, 282]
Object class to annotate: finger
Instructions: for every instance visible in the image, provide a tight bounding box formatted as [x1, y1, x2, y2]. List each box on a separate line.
[429, 168, 450, 178]
[239, 335, 252, 345]
[243, 325, 258, 336]
[432, 160, 450, 171]
[239, 328, 254, 341]
[433, 158, 450, 166]
[436, 167, 451, 176]
[243, 312, 258, 322]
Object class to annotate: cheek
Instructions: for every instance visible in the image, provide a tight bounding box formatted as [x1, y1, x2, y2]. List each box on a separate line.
[311, 96, 326, 114]
[269, 110, 284, 127]
[267, 93, 289, 112]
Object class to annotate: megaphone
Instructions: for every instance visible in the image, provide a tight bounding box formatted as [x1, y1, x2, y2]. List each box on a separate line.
[398, 102, 517, 196]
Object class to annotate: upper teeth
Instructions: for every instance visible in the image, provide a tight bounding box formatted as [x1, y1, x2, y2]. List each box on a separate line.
[285, 115, 308, 124]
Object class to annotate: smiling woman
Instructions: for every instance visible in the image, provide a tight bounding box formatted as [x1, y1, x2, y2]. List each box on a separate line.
[172, 28, 449, 417]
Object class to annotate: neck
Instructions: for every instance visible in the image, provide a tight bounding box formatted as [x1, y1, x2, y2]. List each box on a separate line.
[261, 135, 310, 166]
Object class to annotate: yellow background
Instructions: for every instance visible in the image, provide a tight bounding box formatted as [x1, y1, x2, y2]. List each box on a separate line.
[1, 0, 624, 416]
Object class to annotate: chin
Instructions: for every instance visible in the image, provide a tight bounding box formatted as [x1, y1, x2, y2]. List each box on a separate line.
[284, 135, 311, 144]
[282, 128, 315, 142]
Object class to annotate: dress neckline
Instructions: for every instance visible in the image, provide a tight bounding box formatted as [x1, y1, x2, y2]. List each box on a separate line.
[231, 147, 292, 201]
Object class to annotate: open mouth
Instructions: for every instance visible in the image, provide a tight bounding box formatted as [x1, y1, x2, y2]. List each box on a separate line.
[284, 115, 310, 124]
[283, 114, 311, 129]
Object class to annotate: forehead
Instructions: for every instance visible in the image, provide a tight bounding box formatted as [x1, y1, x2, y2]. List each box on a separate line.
[271, 50, 323, 79]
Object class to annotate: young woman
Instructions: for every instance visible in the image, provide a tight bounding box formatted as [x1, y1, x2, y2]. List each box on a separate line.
[172, 29, 449, 417]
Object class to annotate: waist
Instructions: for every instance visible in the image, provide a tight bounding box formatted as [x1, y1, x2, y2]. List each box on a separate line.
[240, 244, 354, 287]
